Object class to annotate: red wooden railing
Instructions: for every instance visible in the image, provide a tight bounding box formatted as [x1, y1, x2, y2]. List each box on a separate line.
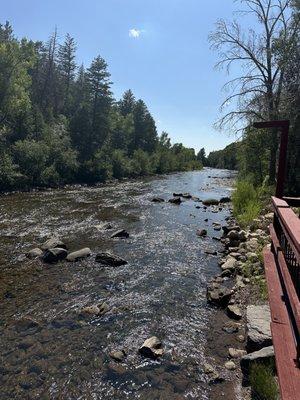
[263, 196, 300, 400]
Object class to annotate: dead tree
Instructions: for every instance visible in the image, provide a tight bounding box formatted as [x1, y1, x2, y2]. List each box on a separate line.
[210, 0, 300, 184]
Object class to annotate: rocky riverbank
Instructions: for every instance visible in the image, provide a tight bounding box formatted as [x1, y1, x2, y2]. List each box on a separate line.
[203, 206, 276, 399]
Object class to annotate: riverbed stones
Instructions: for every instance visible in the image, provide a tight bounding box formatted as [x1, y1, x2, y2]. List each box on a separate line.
[197, 229, 207, 237]
[139, 336, 164, 359]
[42, 248, 68, 263]
[67, 247, 91, 261]
[182, 193, 192, 199]
[221, 257, 237, 273]
[109, 350, 126, 362]
[173, 192, 183, 197]
[41, 237, 66, 251]
[222, 321, 241, 334]
[80, 302, 109, 317]
[240, 346, 275, 376]
[224, 360, 236, 370]
[26, 248, 43, 259]
[246, 305, 272, 351]
[95, 252, 127, 267]
[14, 317, 41, 334]
[111, 229, 129, 239]
[227, 305, 242, 320]
[169, 197, 182, 205]
[228, 348, 247, 359]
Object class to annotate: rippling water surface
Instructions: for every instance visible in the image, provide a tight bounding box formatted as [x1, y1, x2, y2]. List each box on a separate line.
[0, 168, 235, 400]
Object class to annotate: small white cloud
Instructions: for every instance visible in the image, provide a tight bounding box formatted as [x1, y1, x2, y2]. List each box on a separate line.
[129, 28, 142, 38]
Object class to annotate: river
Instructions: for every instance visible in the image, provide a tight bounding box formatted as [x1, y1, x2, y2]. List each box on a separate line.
[0, 168, 235, 400]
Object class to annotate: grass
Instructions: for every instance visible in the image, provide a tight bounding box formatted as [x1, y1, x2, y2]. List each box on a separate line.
[250, 362, 279, 400]
[232, 180, 262, 226]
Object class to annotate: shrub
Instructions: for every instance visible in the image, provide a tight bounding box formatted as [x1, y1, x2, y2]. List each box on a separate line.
[232, 180, 261, 226]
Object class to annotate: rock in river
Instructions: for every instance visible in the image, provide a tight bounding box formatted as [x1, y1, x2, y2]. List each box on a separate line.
[95, 252, 127, 267]
[227, 305, 242, 320]
[151, 197, 164, 203]
[202, 199, 219, 206]
[169, 197, 182, 205]
[207, 286, 232, 307]
[197, 229, 207, 237]
[139, 336, 164, 359]
[26, 248, 43, 259]
[42, 248, 68, 263]
[111, 229, 129, 239]
[41, 237, 67, 251]
[67, 247, 91, 261]
[80, 302, 109, 316]
[109, 350, 127, 362]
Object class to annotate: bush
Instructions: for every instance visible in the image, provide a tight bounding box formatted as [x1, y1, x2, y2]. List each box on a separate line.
[232, 180, 261, 226]
[250, 363, 279, 400]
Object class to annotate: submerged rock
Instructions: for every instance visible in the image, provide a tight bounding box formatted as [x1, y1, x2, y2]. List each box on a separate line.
[95, 222, 113, 230]
[80, 302, 109, 317]
[173, 192, 183, 197]
[111, 229, 129, 239]
[95, 252, 127, 267]
[197, 229, 207, 237]
[66, 247, 91, 262]
[41, 237, 66, 251]
[14, 317, 41, 334]
[42, 248, 68, 263]
[182, 193, 192, 199]
[109, 350, 126, 362]
[139, 336, 164, 359]
[26, 248, 43, 259]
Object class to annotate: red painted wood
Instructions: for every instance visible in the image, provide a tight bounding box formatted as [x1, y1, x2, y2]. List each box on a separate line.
[272, 196, 290, 208]
[277, 207, 300, 261]
[263, 247, 300, 400]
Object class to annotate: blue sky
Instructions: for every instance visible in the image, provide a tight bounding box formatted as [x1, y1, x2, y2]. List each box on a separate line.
[3, 0, 250, 153]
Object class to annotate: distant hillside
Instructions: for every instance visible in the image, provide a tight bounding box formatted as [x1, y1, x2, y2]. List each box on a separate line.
[206, 142, 239, 170]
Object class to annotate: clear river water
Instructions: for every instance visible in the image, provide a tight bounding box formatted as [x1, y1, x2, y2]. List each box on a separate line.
[0, 168, 235, 400]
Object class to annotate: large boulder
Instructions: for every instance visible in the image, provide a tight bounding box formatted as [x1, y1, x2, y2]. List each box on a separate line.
[95, 252, 127, 267]
[66, 248, 91, 262]
[227, 305, 242, 320]
[246, 305, 272, 351]
[240, 346, 274, 377]
[42, 248, 68, 263]
[139, 336, 164, 359]
[41, 237, 66, 251]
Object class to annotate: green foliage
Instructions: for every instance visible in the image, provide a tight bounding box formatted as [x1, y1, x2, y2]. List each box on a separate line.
[206, 142, 239, 170]
[0, 22, 201, 192]
[250, 363, 279, 400]
[232, 180, 261, 226]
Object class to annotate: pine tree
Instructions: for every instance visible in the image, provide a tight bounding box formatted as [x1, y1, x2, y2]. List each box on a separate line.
[58, 34, 77, 113]
[119, 89, 135, 116]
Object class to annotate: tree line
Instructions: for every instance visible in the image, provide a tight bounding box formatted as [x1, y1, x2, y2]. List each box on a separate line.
[209, 0, 300, 196]
[0, 23, 201, 192]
